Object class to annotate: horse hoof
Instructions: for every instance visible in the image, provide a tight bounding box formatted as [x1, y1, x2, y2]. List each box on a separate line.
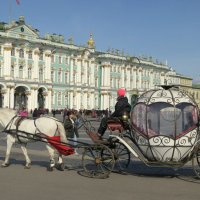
[47, 166, 54, 172]
[24, 164, 31, 169]
[56, 163, 65, 171]
[1, 163, 9, 168]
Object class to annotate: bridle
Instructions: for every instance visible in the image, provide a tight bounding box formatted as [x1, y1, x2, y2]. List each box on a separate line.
[2, 115, 18, 133]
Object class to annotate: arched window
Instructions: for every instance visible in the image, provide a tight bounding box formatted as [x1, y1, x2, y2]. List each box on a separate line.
[19, 66, 23, 78]
[19, 49, 24, 58]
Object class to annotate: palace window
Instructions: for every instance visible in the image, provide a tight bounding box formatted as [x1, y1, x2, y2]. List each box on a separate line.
[65, 57, 69, 65]
[19, 49, 24, 58]
[51, 55, 55, 63]
[28, 51, 32, 59]
[52, 92, 55, 105]
[64, 94, 68, 107]
[51, 70, 54, 82]
[11, 65, 14, 77]
[39, 68, 44, 82]
[19, 66, 23, 78]
[58, 70, 62, 83]
[11, 48, 15, 56]
[59, 56, 62, 64]
[28, 67, 32, 79]
[58, 92, 62, 106]
[65, 72, 68, 84]
[39, 52, 43, 60]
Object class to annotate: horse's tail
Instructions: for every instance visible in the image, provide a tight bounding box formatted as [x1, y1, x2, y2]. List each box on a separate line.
[56, 121, 67, 143]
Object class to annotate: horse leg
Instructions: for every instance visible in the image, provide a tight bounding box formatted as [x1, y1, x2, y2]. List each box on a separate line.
[46, 144, 56, 171]
[20, 144, 31, 169]
[1, 134, 15, 167]
[56, 154, 65, 171]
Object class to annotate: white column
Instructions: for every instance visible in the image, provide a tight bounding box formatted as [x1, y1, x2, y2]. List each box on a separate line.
[84, 60, 88, 85]
[69, 91, 73, 108]
[121, 66, 125, 87]
[150, 71, 154, 89]
[4, 89, 9, 108]
[47, 89, 52, 111]
[77, 59, 81, 85]
[69, 59, 73, 84]
[24, 49, 29, 79]
[160, 73, 165, 85]
[90, 60, 95, 87]
[100, 94, 104, 110]
[44, 50, 51, 83]
[33, 48, 39, 81]
[138, 69, 142, 89]
[10, 87, 15, 109]
[101, 65, 105, 87]
[90, 92, 95, 109]
[3, 43, 12, 79]
[76, 91, 81, 110]
[83, 91, 87, 109]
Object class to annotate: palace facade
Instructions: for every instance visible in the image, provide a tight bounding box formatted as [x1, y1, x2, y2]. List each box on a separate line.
[0, 16, 190, 111]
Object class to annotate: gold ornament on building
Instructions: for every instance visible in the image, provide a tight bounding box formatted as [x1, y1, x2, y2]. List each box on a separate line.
[87, 34, 95, 48]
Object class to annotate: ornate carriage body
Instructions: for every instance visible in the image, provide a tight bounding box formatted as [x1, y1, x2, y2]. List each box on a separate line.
[131, 86, 199, 164]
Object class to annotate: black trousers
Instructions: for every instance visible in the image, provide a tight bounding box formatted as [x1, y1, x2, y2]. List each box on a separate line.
[98, 117, 109, 136]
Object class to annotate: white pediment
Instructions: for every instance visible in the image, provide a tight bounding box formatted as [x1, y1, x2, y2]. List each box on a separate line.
[5, 24, 39, 39]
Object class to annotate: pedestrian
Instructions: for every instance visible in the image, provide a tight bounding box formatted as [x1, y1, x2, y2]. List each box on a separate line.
[97, 87, 131, 139]
[63, 108, 68, 122]
[52, 109, 56, 117]
[18, 107, 28, 117]
[32, 108, 39, 118]
[64, 111, 79, 155]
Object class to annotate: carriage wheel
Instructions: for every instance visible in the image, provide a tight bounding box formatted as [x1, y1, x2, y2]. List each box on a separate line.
[111, 140, 131, 171]
[192, 151, 200, 179]
[82, 144, 115, 178]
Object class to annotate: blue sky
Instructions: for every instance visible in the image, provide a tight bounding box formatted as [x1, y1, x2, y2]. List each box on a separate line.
[1, 0, 200, 80]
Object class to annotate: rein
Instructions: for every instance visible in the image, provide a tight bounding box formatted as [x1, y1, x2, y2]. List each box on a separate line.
[3, 115, 18, 132]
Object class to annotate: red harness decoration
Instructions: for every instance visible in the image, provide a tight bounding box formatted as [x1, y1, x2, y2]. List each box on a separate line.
[47, 136, 74, 156]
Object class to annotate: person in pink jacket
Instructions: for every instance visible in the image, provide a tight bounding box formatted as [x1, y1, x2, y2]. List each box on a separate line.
[18, 107, 28, 117]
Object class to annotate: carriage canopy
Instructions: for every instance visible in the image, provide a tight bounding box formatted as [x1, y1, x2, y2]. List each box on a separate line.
[131, 86, 199, 163]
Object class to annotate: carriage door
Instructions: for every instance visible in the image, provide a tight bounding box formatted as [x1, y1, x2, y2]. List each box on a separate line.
[14, 86, 27, 109]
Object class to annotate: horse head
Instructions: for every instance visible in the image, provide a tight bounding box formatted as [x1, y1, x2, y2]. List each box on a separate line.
[0, 108, 17, 129]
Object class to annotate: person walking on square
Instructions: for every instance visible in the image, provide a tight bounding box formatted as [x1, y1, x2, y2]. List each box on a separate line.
[64, 111, 79, 155]
[97, 87, 131, 138]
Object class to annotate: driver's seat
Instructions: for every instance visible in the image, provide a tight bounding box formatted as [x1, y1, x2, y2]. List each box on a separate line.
[107, 118, 124, 133]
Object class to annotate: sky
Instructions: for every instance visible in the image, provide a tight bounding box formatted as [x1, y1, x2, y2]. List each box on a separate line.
[0, 0, 200, 80]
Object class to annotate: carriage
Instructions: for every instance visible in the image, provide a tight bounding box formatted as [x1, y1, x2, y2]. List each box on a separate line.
[0, 85, 200, 179]
[99, 85, 200, 178]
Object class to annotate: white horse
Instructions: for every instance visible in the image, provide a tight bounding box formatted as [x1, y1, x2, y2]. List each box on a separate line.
[0, 108, 68, 171]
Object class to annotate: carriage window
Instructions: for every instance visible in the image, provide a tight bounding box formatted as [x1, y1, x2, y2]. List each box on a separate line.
[131, 103, 147, 135]
[176, 103, 198, 137]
